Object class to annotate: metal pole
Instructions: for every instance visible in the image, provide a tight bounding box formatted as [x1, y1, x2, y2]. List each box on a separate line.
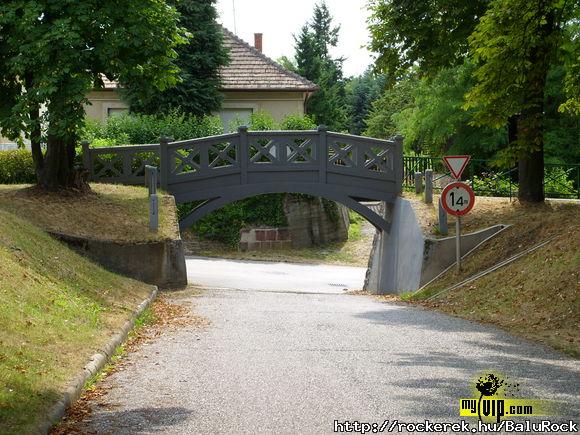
[456, 215, 461, 272]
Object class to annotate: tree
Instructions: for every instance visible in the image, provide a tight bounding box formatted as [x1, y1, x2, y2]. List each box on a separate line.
[392, 63, 507, 157]
[464, 0, 579, 201]
[120, 0, 229, 116]
[364, 75, 416, 142]
[367, 0, 487, 82]
[367, 0, 579, 202]
[344, 69, 387, 135]
[0, 1, 185, 190]
[294, 2, 347, 131]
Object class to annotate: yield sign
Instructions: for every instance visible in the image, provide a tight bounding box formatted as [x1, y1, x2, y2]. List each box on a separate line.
[443, 155, 471, 179]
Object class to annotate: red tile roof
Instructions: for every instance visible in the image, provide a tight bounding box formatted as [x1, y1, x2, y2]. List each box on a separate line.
[97, 27, 318, 93]
[220, 27, 318, 92]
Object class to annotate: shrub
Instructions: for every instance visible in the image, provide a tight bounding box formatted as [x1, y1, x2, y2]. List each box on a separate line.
[80, 110, 223, 145]
[280, 114, 317, 130]
[179, 194, 287, 246]
[0, 150, 36, 184]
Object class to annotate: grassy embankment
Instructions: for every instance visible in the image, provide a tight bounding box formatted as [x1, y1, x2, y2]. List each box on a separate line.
[183, 210, 373, 267]
[0, 184, 176, 434]
[405, 196, 580, 357]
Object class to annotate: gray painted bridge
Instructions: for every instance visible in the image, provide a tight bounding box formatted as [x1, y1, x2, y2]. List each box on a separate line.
[84, 126, 403, 232]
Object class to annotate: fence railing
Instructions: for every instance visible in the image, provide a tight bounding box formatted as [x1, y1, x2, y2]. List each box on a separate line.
[403, 156, 580, 199]
[84, 127, 403, 196]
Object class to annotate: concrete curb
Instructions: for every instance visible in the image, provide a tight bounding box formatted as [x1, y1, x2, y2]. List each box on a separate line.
[36, 286, 159, 435]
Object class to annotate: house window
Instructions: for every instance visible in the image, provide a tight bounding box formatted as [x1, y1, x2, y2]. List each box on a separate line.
[219, 108, 253, 132]
[107, 107, 128, 117]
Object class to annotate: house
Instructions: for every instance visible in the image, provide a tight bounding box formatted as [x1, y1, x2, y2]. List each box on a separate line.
[84, 28, 318, 130]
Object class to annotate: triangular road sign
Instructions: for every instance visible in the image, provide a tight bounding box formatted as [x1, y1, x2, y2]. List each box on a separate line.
[443, 155, 471, 179]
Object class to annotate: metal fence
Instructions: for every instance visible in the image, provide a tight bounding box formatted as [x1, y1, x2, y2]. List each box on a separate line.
[403, 156, 580, 199]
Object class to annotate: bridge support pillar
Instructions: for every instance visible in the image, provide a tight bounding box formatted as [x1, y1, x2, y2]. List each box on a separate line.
[364, 198, 424, 294]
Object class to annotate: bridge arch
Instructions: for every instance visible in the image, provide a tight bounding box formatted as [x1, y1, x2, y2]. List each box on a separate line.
[175, 182, 396, 232]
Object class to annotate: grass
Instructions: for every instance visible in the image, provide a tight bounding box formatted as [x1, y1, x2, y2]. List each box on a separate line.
[0, 205, 154, 434]
[183, 210, 374, 267]
[0, 183, 179, 242]
[408, 197, 580, 357]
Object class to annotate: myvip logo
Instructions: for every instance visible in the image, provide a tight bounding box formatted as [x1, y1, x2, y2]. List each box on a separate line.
[459, 372, 556, 423]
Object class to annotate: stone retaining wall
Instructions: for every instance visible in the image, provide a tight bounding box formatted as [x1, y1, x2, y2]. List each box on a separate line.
[49, 232, 187, 289]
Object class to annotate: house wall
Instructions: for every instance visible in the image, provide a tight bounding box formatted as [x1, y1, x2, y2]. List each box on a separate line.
[84, 89, 306, 127]
[221, 91, 305, 122]
[84, 90, 129, 122]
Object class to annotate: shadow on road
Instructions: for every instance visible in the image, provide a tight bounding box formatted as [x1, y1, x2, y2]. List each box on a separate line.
[354, 307, 580, 418]
[87, 406, 192, 434]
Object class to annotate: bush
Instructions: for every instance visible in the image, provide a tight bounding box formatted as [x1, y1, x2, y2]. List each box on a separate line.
[179, 194, 287, 246]
[80, 110, 223, 145]
[0, 150, 36, 184]
[280, 114, 317, 130]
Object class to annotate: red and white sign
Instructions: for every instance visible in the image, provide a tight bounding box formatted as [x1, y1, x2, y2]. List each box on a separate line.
[443, 155, 471, 179]
[441, 182, 475, 216]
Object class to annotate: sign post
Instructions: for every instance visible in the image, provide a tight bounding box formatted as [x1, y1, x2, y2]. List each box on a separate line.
[441, 155, 474, 272]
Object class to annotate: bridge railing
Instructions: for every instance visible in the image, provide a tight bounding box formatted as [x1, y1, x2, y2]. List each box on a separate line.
[84, 127, 403, 192]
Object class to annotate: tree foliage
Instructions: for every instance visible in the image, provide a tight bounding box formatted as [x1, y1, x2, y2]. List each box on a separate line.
[367, 0, 487, 81]
[364, 74, 416, 141]
[293, 2, 347, 131]
[344, 69, 387, 135]
[0, 0, 185, 189]
[120, 0, 229, 117]
[367, 0, 580, 202]
[394, 63, 507, 157]
[464, 0, 578, 201]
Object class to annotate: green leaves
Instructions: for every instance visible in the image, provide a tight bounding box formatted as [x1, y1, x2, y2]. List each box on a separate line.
[119, 0, 228, 117]
[293, 2, 347, 131]
[0, 0, 186, 186]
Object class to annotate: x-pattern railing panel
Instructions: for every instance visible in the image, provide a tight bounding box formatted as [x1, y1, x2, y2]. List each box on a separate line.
[173, 147, 202, 175]
[208, 141, 237, 168]
[249, 139, 279, 164]
[327, 135, 395, 178]
[286, 138, 315, 164]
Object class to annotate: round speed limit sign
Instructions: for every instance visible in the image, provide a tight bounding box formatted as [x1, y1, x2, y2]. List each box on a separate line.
[441, 181, 475, 216]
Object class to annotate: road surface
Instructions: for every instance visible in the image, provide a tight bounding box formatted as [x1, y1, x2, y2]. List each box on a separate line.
[78, 257, 580, 434]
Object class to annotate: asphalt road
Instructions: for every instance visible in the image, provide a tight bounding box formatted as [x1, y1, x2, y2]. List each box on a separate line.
[80, 257, 580, 434]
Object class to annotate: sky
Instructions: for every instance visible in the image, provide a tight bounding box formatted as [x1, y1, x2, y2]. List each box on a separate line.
[215, 0, 374, 77]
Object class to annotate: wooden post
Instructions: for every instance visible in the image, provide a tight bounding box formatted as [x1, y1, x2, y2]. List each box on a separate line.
[81, 140, 91, 178]
[159, 136, 170, 190]
[149, 194, 159, 232]
[238, 125, 248, 184]
[318, 125, 327, 184]
[393, 135, 404, 191]
[424, 169, 433, 204]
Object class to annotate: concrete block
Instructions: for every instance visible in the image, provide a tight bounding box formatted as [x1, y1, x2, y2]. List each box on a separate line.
[49, 232, 187, 289]
[414, 172, 423, 194]
[277, 228, 290, 241]
[247, 241, 260, 250]
[364, 198, 424, 294]
[239, 230, 252, 243]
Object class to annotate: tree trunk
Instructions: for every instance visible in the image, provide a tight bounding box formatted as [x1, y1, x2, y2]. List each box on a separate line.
[516, 8, 554, 203]
[28, 104, 44, 179]
[38, 135, 88, 191]
[518, 145, 544, 202]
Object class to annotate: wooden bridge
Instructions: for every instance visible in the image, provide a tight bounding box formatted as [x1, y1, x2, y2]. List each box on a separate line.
[83, 126, 403, 231]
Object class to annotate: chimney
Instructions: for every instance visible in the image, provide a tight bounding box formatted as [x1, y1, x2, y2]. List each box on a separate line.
[254, 33, 263, 53]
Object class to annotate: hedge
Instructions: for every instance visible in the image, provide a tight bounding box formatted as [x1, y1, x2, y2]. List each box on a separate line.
[0, 150, 36, 184]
